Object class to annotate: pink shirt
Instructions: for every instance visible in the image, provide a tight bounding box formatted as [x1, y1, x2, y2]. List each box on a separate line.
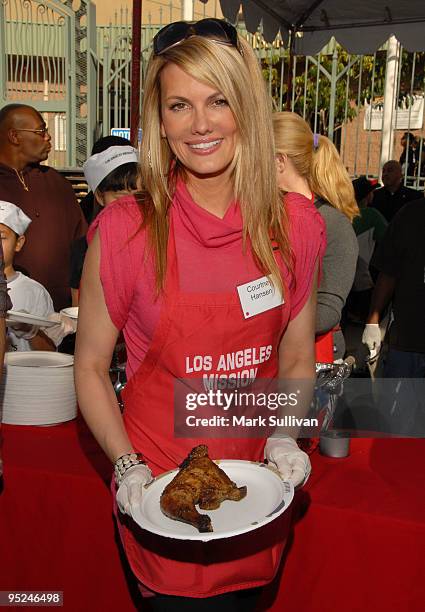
[88, 182, 325, 380]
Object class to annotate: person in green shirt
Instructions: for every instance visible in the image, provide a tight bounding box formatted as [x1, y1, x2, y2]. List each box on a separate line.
[348, 176, 388, 321]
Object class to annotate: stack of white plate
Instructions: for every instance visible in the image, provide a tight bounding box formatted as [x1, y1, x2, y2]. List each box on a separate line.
[0, 351, 77, 426]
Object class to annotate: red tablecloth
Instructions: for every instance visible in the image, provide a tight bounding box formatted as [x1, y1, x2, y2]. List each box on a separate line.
[1, 420, 425, 611]
[261, 437, 425, 612]
[0, 418, 140, 612]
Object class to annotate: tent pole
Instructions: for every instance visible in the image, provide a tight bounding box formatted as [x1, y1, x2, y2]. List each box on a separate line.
[130, 0, 142, 145]
[327, 45, 338, 142]
[182, 0, 193, 20]
[379, 35, 399, 179]
[285, 29, 295, 111]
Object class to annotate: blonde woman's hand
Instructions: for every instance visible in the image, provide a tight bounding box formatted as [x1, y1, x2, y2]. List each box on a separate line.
[265, 437, 311, 488]
[116, 464, 153, 516]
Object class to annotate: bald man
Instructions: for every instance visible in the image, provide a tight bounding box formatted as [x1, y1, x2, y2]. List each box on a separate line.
[0, 104, 86, 311]
[371, 160, 422, 222]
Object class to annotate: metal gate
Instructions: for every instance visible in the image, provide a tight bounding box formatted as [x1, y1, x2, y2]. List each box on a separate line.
[255, 35, 425, 186]
[95, 1, 217, 142]
[2, 1, 424, 183]
[0, 0, 96, 167]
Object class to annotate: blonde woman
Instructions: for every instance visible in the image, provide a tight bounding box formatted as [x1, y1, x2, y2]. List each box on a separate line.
[75, 20, 325, 609]
[273, 111, 359, 361]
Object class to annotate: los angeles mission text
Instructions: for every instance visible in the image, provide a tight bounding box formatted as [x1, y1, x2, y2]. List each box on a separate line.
[182, 344, 318, 429]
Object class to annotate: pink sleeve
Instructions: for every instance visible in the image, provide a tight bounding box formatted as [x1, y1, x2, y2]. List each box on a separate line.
[286, 198, 326, 322]
[87, 197, 145, 330]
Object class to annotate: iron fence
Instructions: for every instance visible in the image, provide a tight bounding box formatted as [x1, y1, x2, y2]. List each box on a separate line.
[1, 0, 424, 189]
[0, 0, 96, 167]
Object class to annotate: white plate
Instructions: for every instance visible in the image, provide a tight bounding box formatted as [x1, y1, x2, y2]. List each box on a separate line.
[131, 460, 294, 542]
[60, 307, 79, 320]
[0, 351, 76, 425]
[6, 310, 56, 328]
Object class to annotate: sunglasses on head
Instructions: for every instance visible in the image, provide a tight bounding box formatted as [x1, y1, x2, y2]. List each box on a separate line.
[153, 18, 240, 56]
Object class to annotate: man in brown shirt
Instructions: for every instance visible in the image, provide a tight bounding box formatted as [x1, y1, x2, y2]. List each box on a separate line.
[0, 104, 87, 311]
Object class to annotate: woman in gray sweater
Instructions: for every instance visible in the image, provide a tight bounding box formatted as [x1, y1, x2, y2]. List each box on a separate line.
[273, 112, 359, 361]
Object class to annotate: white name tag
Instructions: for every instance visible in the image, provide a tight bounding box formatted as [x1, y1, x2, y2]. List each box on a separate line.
[237, 276, 284, 319]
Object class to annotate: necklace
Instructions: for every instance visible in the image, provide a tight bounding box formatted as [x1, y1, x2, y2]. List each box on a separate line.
[14, 168, 29, 191]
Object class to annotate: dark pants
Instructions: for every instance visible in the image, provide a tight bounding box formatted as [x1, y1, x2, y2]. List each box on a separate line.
[145, 588, 262, 612]
[377, 348, 425, 435]
[383, 348, 425, 378]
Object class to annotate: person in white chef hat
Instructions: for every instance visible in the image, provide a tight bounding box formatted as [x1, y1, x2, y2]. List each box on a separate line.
[83, 144, 139, 207]
[69, 143, 139, 306]
[0, 200, 74, 351]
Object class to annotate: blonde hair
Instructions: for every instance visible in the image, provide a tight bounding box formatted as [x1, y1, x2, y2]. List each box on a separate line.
[139, 35, 291, 292]
[272, 111, 359, 222]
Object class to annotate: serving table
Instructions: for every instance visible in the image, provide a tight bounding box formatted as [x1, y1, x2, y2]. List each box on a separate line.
[0, 418, 137, 611]
[1, 418, 424, 611]
[262, 436, 425, 611]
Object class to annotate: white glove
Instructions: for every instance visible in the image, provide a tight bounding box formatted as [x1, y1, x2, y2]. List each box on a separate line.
[41, 313, 77, 347]
[116, 464, 153, 516]
[362, 323, 381, 358]
[264, 437, 311, 488]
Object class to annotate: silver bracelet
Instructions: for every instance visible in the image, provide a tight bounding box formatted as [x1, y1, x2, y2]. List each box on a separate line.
[114, 452, 146, 487]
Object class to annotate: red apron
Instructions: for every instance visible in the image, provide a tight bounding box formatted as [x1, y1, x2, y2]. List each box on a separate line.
[315, 330, 334, 362]
[315, 325, 341, 362]
[117, 222, 292, 598]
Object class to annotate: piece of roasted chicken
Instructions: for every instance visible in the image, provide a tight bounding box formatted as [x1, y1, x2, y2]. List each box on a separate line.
[160, 445, 247, 532]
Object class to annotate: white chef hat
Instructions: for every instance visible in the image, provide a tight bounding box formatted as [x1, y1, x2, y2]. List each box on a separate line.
[83, 145, 139, 192]
[0, 201, 32, 235]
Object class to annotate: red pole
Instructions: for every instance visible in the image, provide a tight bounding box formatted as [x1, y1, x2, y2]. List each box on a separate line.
[130, 0, 142, 145]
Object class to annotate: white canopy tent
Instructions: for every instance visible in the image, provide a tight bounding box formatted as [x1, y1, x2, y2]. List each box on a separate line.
[212, 0, 425, 54]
